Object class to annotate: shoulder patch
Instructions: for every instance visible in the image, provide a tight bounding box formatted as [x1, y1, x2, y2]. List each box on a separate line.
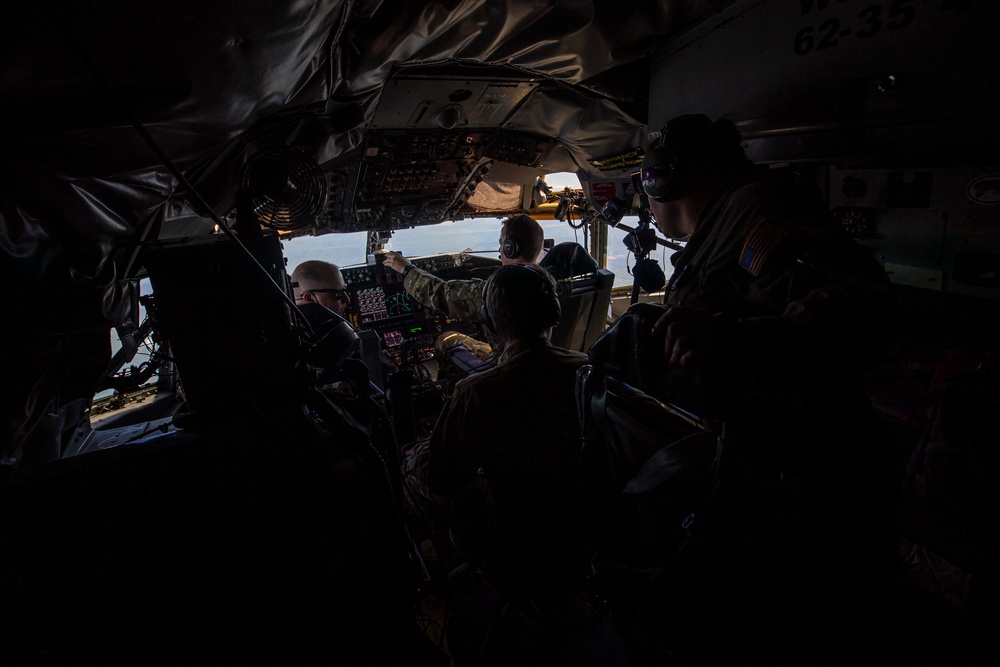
[740, 219, 787, 276]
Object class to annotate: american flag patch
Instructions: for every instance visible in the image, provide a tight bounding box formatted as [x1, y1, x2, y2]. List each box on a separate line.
[740, 220, 787, 276]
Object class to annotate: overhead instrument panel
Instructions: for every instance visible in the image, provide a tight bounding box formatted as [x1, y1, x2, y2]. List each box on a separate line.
[369, 70, 539, 131]
[325, 129, 554, 232]
[311, 63, 560, 232]
[354, 129, 492, 229]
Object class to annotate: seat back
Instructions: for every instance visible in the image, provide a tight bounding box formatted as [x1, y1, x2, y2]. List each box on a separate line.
[142, 233, 302, 417]
[550, 269, 614, 353]
[539, 241, 600, 280]
[588, 302, 733, 420]
[576, 365, 721, 570]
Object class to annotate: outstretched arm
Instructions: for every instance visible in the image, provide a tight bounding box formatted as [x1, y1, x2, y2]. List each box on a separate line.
[403, 267, 485, 323]
[383, 251, 410, 274]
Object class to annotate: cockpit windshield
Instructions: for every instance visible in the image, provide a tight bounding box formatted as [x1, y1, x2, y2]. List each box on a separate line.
[280, 172, 676, 289]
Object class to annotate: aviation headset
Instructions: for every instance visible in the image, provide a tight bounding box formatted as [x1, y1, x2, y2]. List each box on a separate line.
[500, 227, 521, 260]
[480, 264, 561, 335]
[640, 114, 743, 202]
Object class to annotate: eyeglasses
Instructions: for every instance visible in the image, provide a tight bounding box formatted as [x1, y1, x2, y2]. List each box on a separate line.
[306, 287, 350, 301]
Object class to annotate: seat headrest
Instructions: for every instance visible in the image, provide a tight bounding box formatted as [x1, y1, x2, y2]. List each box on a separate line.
[588, 302, 731, 420]
[539, 242, 599, 280]
[298, 302, 360, 372]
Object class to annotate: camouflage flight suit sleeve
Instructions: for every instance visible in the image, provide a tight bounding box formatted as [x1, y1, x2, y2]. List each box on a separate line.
[735, 210, 897, 370]
[667, 181, 896, 367]
[403, 266, 484, 323]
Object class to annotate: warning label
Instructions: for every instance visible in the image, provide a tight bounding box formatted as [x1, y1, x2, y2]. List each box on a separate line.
[590, 181, 617, 209]
[587, 148, 644, 172]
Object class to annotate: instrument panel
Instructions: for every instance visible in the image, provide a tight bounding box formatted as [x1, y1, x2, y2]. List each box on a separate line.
[339, 252, 498, 368]
[325, 129, 554, 232]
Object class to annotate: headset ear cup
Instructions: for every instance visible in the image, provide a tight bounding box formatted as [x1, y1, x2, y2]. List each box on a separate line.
[480, 303, 494, 333]
[479, 279, 494, 332]
[524, 264, 561, 328]
[502, 235, 519, 259]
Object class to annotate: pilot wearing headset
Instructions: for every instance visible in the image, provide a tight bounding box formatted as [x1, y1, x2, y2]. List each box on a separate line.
[383, 213, 545, 364]
[640, 114, 893, 367]
[633, 113, 898, 660]
[401, 264, 597, 590]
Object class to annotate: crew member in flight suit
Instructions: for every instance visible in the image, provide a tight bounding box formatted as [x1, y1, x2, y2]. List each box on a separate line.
[403, 264, 624, 664]
[634, 113, 899, 662]
[291, 259, 397, 380]
[382, 213, 544, 364]
[402, 264, 597, 579]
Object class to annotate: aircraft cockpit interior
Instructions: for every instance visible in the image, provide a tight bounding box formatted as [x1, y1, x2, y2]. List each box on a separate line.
[2, 1, 999, 664]
[341, 251, 494, 371]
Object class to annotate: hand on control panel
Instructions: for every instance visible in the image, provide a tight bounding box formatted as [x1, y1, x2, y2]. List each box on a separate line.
[383, 251, 410, 275]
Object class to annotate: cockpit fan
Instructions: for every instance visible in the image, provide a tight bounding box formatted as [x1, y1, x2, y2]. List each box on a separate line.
[239, 148, 328, 232]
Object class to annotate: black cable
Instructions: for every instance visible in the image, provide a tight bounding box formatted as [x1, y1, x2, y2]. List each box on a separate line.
[567, 200, 587, 230]
[315, 388, 409, 541]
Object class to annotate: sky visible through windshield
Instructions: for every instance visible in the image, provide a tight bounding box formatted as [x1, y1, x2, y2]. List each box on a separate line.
[102, 173, 676, 401]
[281, 172, 675, 289]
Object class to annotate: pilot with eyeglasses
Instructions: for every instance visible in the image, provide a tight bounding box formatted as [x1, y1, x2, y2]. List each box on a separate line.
[290, 260, 351, 317]
[291, 259, 400, 387]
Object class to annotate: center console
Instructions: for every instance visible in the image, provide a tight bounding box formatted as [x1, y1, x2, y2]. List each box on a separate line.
[339, 252, 499, 370]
